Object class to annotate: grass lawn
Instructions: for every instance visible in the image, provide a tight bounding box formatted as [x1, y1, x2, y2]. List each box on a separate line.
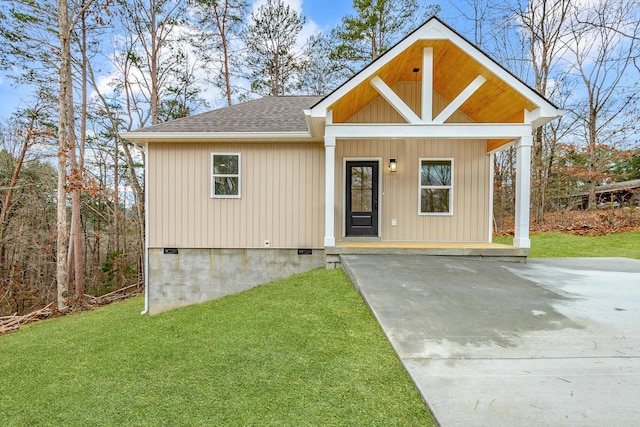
[494, 231, 640, 259]
[0, 268, 434, 426]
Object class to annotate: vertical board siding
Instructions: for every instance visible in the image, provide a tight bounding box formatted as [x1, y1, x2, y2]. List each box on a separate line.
[337, 81, 489, 242]
[148, 142, 325, 249]
[335, 139, 490, 242]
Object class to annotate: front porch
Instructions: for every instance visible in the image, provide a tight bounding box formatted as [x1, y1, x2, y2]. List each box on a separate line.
[324, 241, 529, 268]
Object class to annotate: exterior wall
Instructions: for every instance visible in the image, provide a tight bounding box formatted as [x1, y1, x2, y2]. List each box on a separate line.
[335, 82, 489, 242]
[148, 142, 325, 249]
[335, 139, 490, 242]
[148, 248, 325, 314]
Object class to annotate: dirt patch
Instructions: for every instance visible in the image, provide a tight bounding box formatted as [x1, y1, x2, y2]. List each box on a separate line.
[495, 208, 640, 236]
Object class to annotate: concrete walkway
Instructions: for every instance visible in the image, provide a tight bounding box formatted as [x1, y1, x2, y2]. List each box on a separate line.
[341, 255, 640, 426]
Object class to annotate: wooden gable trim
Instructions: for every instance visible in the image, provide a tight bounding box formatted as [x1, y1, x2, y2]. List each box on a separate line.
[309, 17, 561, 133]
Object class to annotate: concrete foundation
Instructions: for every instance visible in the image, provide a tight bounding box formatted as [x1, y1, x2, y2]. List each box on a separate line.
[148, 248, 325, 314]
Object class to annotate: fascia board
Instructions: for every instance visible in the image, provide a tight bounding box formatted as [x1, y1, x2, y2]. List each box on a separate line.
[120, 131, 317, 143]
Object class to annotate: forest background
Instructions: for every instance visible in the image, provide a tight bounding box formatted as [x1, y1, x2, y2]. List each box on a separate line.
[0, 0, 638, 316]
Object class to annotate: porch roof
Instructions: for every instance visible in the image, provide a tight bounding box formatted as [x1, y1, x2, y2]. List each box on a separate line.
[308, 17, 563, 151]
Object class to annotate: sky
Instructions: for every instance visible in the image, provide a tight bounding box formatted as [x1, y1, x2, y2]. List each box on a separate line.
[0, 0, 464, 122]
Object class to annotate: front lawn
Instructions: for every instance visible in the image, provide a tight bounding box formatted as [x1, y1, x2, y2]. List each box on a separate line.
[494, 231, 640, 258]
[0, 268, 434, 426]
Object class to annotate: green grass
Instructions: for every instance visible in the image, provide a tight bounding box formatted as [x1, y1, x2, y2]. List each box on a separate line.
[494, 231, 640, 258]
[0, 269, 434, 426]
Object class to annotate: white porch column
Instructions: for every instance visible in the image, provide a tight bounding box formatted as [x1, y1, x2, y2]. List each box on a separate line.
[324, 135, 336, 247]
[514, 135, 532, 248]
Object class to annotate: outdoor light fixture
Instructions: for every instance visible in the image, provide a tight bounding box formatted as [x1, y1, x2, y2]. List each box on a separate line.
[389, 158, 397, 173]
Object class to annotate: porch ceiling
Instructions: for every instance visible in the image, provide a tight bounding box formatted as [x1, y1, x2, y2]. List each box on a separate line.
[327, 40, 538, 151]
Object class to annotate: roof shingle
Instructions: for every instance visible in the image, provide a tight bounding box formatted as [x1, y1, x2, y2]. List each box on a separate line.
[131, 96, 322, 134]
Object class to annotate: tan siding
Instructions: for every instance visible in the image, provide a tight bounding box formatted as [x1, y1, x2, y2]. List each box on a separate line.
[335, 138, 490, 243]
[337, 81, 489, 242]
[148, 142, 325, 249]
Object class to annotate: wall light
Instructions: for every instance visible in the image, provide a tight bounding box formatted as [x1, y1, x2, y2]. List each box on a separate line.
[389, 158, 397, 173]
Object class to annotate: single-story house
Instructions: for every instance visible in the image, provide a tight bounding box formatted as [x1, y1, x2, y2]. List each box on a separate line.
[123, 17, 562, 314]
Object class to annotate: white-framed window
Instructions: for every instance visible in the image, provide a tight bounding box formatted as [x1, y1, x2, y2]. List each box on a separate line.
[419, 158, 453, 215]
[211, 153, 241, 198]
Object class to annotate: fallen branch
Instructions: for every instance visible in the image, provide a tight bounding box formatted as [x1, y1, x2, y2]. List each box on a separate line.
[94, 283, 141, 300]
[1, 283, 144, 336]
[0, 302, 54, 335]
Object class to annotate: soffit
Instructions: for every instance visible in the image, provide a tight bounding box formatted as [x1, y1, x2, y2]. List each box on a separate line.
[328, 40, 537, 125]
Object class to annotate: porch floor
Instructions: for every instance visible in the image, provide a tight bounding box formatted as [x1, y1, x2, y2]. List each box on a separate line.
[326, 241, 529, 261]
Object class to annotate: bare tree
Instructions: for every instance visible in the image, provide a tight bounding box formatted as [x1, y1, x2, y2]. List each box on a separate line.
[568, 0, 640, 208]
[189, 0, 248, 106]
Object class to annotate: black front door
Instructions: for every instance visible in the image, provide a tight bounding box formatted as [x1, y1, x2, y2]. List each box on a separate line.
[346, 161, 379, 236]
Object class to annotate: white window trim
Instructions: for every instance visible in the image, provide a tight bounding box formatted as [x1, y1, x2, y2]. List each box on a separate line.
[418, 158, 454, 216]
[211, 153, 241, 198]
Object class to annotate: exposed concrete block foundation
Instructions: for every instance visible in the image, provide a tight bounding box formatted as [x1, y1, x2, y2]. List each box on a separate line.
[325, 254, 341, 269]
[148, 248, 324, 314]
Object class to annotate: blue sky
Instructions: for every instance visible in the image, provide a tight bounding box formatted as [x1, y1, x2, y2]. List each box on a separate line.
[0, 1, 461, 121]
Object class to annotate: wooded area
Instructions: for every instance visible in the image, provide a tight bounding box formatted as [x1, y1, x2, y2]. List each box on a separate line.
[0, 0, 639, 316]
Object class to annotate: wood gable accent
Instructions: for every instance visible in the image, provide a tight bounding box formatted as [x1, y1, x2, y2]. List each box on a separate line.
[307, 17, 561, 152]
[310, 17, 563, 251]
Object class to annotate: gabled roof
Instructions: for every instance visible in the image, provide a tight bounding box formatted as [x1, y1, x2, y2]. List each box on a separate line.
[123, 17, 562, 145]
[309, 16, 561, 127]
[122, 96, 322, 142]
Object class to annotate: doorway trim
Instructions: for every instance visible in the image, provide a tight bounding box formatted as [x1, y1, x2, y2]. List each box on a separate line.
[342, 157, 382, 238]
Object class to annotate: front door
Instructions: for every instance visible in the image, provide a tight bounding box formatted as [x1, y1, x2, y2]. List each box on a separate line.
[346, 161, 379, 236]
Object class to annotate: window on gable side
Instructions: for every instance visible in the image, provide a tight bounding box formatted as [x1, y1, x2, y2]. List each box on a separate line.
[212, 153, 241, 198]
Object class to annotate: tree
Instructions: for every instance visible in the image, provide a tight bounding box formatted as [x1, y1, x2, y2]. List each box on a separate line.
[189, 0, 249, 106]
[242, 0, 314, 97]
[110, 0, 203, 283]
[113, 0, 188, 126]
[568, 0, 640, 208]
[330, 0, 440, 73]
[0, 105, 57, 316]
[0, 0, 96, 309]
[299, 34, 349, 96]
[512, 0, 573, 222]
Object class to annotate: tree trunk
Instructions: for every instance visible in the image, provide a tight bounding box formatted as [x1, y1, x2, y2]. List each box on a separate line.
[121, 141, 145, 283]
[587, 110, 598, 209]
[56, 0, 71, 311]
[0, 115, 35, 250]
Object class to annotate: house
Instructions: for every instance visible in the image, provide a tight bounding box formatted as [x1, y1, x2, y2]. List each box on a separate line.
[123, 17, 562, 314]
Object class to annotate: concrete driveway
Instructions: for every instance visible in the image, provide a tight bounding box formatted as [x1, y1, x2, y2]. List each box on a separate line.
[341, 255, 640, 426]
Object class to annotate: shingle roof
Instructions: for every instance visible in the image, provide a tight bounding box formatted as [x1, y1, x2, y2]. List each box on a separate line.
[130, 96, 322, 134]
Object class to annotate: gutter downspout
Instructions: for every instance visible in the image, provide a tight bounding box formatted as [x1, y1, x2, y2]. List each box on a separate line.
[141, 141, 149, 315]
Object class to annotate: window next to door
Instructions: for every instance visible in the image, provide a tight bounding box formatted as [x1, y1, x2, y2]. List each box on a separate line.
[419, 158, 453, 215]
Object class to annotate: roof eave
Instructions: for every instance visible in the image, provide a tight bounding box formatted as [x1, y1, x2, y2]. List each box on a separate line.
[120, 131, 320, 143]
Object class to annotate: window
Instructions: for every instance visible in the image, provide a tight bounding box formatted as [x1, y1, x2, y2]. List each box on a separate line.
[419, 159, 453, 215]
[212, 153, 240, 198]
